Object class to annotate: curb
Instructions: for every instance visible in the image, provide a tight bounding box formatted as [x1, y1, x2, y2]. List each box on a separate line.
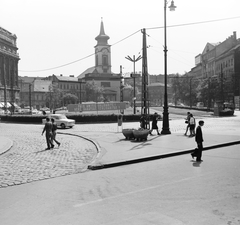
[57, 132, 101, 153]
[0, 137, 13, 156]
[88, 140, 240, 170]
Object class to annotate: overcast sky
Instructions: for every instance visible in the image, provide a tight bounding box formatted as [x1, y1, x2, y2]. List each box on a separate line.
[1, 0, 240, 78]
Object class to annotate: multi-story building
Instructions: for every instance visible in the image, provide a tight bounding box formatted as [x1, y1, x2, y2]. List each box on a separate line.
[19, 76, 51, 109]
[188, 31, 240, 108]
[0, 26, 20, 110]
[48, 74, 85, 103]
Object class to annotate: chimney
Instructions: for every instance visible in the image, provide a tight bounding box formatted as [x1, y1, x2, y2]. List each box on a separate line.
[233, 31, 237, 40]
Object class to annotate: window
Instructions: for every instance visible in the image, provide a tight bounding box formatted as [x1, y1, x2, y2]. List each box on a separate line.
[96, 55, 98, 66]
[101, 82, 110, 87]
[102, 55, 108, 66]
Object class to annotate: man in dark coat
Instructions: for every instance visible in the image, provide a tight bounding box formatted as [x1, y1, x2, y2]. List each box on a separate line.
[42, 117, 54, 150]
[191, 120, 204, 162]
[149, 112, 160, 135]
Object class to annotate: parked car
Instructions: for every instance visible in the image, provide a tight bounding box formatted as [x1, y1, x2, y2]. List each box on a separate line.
[39, 107, 51, 115]
[220, 102, 234, 116]
[42, 114, 75, 129]
[196, 102, 204, 108]
[31, 109, 41, 114]
[0, 109, 11, 114]
[53, 107, 68, 113]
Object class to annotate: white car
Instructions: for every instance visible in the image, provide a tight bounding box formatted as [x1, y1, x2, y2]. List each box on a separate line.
[42, 114, 75, 129]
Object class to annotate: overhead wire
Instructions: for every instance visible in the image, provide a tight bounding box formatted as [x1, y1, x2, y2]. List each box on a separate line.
[19, 16, 240, 73]
[146, 16, 240, 30]
[19, 29, 142, 73]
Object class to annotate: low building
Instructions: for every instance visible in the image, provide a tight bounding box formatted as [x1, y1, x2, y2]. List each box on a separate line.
[148, 82, 172, 107]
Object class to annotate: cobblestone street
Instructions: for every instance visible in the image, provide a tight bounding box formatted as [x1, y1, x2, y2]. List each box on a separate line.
[0, 124, 98, 187]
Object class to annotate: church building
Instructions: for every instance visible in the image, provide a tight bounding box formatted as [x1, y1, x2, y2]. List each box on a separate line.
[78, 19, 121, 102]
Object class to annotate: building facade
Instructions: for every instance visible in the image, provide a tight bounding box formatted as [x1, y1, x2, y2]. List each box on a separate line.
[188, 31, 240, 108]
[0, 26, 20, 110]
[19, 76, 51, 109]
[148, 83, 172, 107]
[50, 74, 85, 104]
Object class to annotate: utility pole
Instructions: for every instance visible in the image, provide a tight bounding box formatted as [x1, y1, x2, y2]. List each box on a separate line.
[220, 64, 224, 103]
[29, 83, 32, 114]
[120, 65, 124, 114]
[125, 55, 142, 114]
[141, 28, 149, 129]
[79, 80, 86, 104]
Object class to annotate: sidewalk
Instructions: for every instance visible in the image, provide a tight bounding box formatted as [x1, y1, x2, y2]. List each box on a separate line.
[88, 130, 240, 170]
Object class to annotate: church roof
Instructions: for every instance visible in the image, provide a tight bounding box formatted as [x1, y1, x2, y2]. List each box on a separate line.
[78, 66, 97, 79]
[95, 19, 109, 45]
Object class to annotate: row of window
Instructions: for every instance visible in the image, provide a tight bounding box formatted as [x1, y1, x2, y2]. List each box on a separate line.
[216, 58, 234, 72]
[59, 83, 85, 90]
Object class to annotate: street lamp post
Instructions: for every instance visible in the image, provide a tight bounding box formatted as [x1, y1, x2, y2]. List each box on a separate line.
[161, 0, 176, 135]
[79, 80, 85, 104]
[125, 55, 142, 114]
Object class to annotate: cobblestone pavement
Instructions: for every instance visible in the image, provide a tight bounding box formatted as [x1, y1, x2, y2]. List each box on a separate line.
[0, 124, 98, 188]
[0, 111, 239, 188]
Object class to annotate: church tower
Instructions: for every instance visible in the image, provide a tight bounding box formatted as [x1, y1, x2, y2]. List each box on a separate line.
[94, 19, 111, 74]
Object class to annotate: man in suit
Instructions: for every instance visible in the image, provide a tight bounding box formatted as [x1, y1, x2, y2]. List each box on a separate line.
[191, 120, 204, 162]
[42, 117, 54, 150]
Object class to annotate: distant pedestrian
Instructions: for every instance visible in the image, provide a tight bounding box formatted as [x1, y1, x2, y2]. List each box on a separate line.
[140, 115, 146, 129]
[149, 112, 160, 135]
[42, 117, 54, 150]
[191, 120, 204, 162]
[189, 113, 196, 137]
[51, 118, 61, 147]
[184, 112, 191, 135]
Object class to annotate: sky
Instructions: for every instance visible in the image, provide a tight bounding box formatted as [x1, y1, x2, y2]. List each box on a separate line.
[1, 0, 240, 78]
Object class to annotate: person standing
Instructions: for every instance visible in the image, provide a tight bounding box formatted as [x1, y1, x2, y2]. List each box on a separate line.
[184, 112, 191, 135]
[191, 120, 204, 162]
[51, 118, 61, 147]
[189, 113, 196, 137]
[42, 117, 54, 150]
[149, 112, 160, 135]
[140, 115, 146, 129]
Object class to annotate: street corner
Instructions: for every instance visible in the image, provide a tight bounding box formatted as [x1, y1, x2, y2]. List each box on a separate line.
[0, 136, 13, 155]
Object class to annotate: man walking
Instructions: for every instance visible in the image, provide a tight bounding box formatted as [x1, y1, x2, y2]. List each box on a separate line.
[191, 120, 204, 162]
[51, 118, 61, 147]
[42, 117, 54, 150]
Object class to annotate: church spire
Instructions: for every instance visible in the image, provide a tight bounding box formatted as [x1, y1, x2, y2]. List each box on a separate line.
[95, 18, 109, 45]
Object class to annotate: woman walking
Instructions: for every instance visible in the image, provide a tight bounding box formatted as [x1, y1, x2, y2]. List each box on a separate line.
[189, 113, 196, 137]
[149, 112, 160, 135]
